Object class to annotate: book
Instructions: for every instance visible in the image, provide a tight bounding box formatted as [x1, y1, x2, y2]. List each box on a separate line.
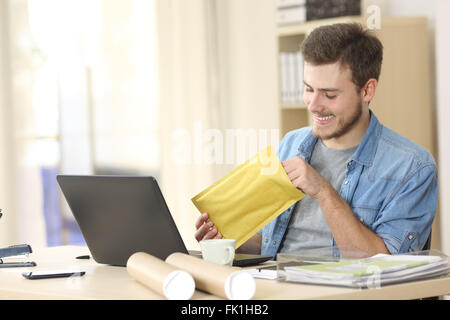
[279, 52, 304, 105]
[306, 0, 361, 21]
[276, 0, 361, 25]
[276, 0, 306, 9]
[276, 5, 307, 25]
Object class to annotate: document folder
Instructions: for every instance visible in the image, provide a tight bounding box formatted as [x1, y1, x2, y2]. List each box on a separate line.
[192, 146, 305, 248]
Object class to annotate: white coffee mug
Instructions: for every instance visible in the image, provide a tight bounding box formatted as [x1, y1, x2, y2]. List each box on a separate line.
[200, 239, 236, 266]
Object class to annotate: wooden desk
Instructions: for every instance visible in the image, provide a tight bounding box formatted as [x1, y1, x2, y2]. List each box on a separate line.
[1, 246, 449, 300]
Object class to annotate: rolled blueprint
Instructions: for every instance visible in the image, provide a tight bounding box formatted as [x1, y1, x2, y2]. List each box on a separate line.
[166, 252, 255, 300]
[127, 252, 195, 300]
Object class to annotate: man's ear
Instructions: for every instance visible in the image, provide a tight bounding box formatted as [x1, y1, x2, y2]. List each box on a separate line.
[361, 78, 378, 104]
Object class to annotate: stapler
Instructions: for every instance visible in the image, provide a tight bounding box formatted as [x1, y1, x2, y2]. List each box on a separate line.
[0, 244, 36, 268]
[0, 209, 36, 267]
[0, 244, 33, 258]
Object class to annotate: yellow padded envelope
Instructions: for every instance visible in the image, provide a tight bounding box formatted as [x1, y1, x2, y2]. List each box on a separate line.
[192, 146, 306, 249]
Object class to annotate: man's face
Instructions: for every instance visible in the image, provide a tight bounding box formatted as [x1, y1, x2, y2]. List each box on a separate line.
[303, 62, 365, 143]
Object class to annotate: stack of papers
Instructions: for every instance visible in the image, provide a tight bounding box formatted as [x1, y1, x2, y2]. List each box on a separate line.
[282, 253, 450, 288]
[246, 268, 278, 280]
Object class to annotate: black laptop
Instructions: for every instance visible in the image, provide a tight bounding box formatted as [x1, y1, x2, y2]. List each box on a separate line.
[56, 175, 272, 267]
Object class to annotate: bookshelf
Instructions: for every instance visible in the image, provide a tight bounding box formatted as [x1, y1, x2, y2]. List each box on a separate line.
[277, 16, 435, 160]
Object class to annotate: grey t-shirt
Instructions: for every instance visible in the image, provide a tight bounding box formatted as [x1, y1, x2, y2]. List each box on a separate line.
[279, 139, 358, 253]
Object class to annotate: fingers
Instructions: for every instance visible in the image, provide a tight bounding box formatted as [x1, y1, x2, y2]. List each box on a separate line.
[282, 162, 301, 183]
[197, 226, 222, 241]
[281, 160, 293, 173]
[195, 212, 209, 229]
[282, 157, 302, 175]
[286, 168, 300, 181]
[291, 176, 303, 190]
[283, 156, 309, 185]
[194, 212, 222, 242]
[194, 220, 213, 241]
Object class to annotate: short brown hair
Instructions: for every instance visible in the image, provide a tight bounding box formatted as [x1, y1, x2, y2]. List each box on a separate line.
[300, 23, 383, 90]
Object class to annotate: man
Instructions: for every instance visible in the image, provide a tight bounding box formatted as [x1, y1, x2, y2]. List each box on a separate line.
[195, 23, 437, 258]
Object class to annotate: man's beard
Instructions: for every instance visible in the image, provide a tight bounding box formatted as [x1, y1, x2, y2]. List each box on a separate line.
[311, 100, 363, 141]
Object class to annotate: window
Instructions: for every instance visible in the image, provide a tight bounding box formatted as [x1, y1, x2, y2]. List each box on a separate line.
[28, 0, 159, 245]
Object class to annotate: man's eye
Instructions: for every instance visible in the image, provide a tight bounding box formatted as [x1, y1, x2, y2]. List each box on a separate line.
[326, 94, 337, 100]
[305, 87, 313, 92]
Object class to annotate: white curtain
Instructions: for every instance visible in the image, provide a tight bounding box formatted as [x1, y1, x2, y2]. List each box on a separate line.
[156, 0, 278, 250]
[0, 0, 46, 248]
[156, 0, 216, 250]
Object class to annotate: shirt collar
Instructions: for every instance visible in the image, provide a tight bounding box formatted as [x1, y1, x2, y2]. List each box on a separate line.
[297, 110, 381, 167]
[350, 110, 380, 167]
[297, 128, 318, 163]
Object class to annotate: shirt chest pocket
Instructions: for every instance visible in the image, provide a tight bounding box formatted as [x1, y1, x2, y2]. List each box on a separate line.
[351, 206, 380, 230]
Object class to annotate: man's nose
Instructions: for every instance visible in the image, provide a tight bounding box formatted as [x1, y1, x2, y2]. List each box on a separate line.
[306, 92, 324, 114]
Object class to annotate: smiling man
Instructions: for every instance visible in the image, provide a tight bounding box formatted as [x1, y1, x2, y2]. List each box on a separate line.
[195, 23, 438, 258]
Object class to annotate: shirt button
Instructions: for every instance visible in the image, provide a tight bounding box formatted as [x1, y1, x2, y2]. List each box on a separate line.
[348, 161, 353, 166]
[359, 217, 364, 223]
[408, 234, 414, 240]
[272, 241, 277, 245]
[344, 180, 349, 185]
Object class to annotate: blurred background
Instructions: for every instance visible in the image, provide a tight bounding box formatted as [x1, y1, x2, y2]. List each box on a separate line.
[0, 0, 449, 254]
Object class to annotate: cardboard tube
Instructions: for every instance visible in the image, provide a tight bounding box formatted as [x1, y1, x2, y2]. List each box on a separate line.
[166, 252, 255, 300]
[127, 252, 195, 300]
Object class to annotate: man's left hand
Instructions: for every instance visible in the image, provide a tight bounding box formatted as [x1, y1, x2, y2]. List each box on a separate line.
[282, 156, 331, 199]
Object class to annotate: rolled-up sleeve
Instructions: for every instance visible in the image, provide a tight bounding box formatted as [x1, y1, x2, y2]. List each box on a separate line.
[372, 164, 438, 254]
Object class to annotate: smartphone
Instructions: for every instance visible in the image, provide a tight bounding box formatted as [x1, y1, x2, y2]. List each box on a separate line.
[22, 270, 85, 280]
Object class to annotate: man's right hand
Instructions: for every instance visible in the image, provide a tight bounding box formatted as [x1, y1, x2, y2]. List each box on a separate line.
[194, 212, 223, 242]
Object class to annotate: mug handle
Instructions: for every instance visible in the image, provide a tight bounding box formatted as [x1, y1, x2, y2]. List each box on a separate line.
[223, 246, 235, 266]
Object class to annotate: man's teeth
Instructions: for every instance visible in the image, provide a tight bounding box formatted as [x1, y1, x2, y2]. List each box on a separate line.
[317, 115, 334, 121]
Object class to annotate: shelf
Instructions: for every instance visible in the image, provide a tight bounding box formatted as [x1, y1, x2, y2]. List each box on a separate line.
[277, 16, 428, 37]
[277, 16, 363, 37]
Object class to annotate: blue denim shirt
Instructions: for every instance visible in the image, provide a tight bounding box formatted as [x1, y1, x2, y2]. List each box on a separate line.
[260, 111, 438, 258]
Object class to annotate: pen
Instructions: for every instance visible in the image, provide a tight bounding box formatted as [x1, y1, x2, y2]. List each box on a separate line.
[76, 255, 90, 260]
